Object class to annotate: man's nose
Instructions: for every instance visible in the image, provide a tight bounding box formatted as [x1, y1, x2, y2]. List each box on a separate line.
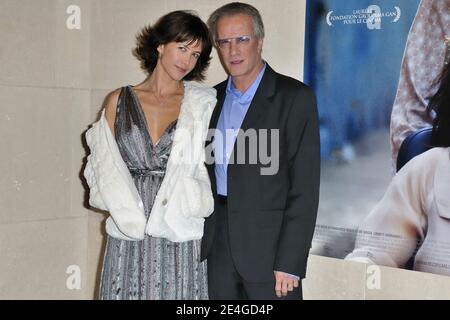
[229, 40, 240, 55]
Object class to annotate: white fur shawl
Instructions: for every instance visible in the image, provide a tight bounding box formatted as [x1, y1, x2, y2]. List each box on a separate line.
[84, 84, 216, 242]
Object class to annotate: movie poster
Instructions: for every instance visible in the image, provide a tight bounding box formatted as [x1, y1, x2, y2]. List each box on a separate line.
[305, 0, 450, 277]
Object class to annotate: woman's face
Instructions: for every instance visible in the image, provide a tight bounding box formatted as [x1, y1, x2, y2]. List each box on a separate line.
[157, 40, 203, 81]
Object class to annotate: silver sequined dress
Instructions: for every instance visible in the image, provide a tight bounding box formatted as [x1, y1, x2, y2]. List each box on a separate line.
[99, 86, 208, 300]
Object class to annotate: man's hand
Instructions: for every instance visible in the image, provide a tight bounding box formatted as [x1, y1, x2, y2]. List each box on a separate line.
[274, 271, 299, 298]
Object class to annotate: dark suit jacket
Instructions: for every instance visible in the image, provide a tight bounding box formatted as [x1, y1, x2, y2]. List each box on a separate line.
[201, 64, 320, 282]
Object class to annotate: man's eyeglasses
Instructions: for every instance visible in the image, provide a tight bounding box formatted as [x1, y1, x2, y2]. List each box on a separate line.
[216, 35, 253, 49]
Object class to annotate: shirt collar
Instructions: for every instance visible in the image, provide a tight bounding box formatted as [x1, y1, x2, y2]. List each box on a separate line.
[226, 62, 267, 104]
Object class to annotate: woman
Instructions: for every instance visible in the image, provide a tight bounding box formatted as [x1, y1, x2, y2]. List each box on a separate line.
[390, 0, 450, 168]
[83, 11, 216, 299]
[346, 65, 450, 276]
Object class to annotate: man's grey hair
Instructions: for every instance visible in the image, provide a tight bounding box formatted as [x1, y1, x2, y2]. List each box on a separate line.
[207, 2, 265, 44]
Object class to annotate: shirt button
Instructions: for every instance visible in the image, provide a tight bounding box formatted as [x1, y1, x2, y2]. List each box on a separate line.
[162, 199, 168, 206]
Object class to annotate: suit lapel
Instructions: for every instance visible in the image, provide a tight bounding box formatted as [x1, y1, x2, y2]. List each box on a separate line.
[204, 80, 226, 155]
[204, 81, 227, 197]
[226, 64, 277, 170]
[206, 65, 278, 181]
[208, 81, 227, 131]
[235, 64, 277, 133]
[239, 64, 277, 131]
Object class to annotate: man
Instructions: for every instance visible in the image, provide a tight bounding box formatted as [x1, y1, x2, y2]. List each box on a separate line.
[201, 2, 320, 300]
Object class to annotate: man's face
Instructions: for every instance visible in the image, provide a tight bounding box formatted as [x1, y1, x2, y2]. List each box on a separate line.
[216, 14, 263, 82]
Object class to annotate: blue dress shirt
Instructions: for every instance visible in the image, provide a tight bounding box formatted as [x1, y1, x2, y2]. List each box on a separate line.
[214, 63, 267, 196]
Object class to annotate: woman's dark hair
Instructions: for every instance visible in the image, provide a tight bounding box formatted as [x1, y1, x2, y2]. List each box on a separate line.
[132, 10, 212, 81]
[428, 64, 450, 147]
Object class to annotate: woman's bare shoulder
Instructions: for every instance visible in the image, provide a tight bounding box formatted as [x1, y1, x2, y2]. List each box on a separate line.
[103, 87, 123, 132]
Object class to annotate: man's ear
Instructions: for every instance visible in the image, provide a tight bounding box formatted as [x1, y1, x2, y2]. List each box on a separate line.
[258, 38, 264, 53]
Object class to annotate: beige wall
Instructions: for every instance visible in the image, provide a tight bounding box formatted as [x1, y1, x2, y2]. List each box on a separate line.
[1, 0, 449, 300]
